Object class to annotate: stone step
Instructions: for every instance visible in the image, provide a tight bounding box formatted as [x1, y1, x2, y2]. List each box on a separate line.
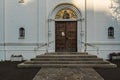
[24, 61, 110, 64]
[31, 58, 103, 61]
[18, 63, 117, 68]
[45, 52, 88, 55]
[18, 52, 117, 68]
[36, 55, 97, 58]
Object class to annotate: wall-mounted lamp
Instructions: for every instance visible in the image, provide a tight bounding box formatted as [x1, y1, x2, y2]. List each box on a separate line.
[19, 0, 24, 3]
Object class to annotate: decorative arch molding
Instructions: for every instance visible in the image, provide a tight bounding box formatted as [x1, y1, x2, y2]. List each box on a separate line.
[47, 3, 84, 52]
[49, 3, 83, 21]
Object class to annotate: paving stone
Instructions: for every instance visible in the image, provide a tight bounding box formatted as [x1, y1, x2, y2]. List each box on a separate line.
[33, 68, 104, 80]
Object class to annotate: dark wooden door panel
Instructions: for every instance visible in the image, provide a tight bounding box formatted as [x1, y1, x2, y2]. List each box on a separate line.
[55, 21, 77, 52]
[66, 21, 77, 52]
[55, 22, 66, 52]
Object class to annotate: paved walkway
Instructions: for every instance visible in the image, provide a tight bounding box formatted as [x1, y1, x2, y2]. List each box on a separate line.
[33, 68, 104, 80]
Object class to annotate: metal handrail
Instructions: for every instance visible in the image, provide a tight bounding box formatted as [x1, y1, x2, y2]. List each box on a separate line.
[34, 41, 54, 51]
[82, 42, 99, 54]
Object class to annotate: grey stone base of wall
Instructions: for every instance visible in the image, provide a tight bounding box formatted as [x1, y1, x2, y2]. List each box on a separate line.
[33, 68, 104, 80]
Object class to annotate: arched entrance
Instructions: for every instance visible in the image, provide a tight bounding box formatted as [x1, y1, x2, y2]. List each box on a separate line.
[55, 21, 77, 52]
[55, 9, 77, 52]
[48, 3, 82, 52]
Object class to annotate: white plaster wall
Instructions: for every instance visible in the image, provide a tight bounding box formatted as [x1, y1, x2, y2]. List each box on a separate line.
[5, 0, 38, 43]
[86, 0, 95, 41]
[39, 0, 47, 45]
[1, 0, 39, 60]
[87, 0, 120, 59]
[0, 0, 4, 60]
[93, 0, 120, 41]
[0, 0, 4, 43]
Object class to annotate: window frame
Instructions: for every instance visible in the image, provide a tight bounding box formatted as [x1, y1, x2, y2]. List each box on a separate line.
[19, 27, 25, 39]
[108, 27, 114, 39]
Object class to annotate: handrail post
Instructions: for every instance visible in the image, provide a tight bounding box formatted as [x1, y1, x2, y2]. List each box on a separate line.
[84, 43, 87, 52]
[97, 48, 99, 55]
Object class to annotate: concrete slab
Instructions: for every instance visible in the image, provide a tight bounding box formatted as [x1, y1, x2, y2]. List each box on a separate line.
[33, 68, 104, 80]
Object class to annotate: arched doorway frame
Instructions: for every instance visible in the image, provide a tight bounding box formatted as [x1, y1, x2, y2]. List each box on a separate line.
[48, 3, 83, 52]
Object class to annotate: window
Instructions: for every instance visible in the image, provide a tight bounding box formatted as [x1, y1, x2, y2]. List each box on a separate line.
[108, 27, 114, 39]
[19, 27, 25, 39]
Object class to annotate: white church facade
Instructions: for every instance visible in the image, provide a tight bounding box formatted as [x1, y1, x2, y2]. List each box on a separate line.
[0, 0, 120, 60]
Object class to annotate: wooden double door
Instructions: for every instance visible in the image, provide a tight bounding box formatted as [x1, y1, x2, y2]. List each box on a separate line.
[55, 21, 77, 52]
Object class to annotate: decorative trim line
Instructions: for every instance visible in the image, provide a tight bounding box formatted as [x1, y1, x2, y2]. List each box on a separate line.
[0, 43, 4, 46]
[0, 49, 51, 51]
[87, 41, 120, 45]
[0, 50, 35, 51]
[1, 41, 120, 46]
[0, 43, 47, 46]
[87, 50, 120, 51]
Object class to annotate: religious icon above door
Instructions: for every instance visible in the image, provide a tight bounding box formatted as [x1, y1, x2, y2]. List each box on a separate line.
[55, 9, 77, 19]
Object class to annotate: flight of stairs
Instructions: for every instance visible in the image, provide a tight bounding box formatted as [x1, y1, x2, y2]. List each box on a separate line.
[18, 52, 117, 68]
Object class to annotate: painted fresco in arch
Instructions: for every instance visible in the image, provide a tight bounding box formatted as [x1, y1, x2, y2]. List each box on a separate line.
[55, 9, 77, 19]
[110, 0, 120, 21]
